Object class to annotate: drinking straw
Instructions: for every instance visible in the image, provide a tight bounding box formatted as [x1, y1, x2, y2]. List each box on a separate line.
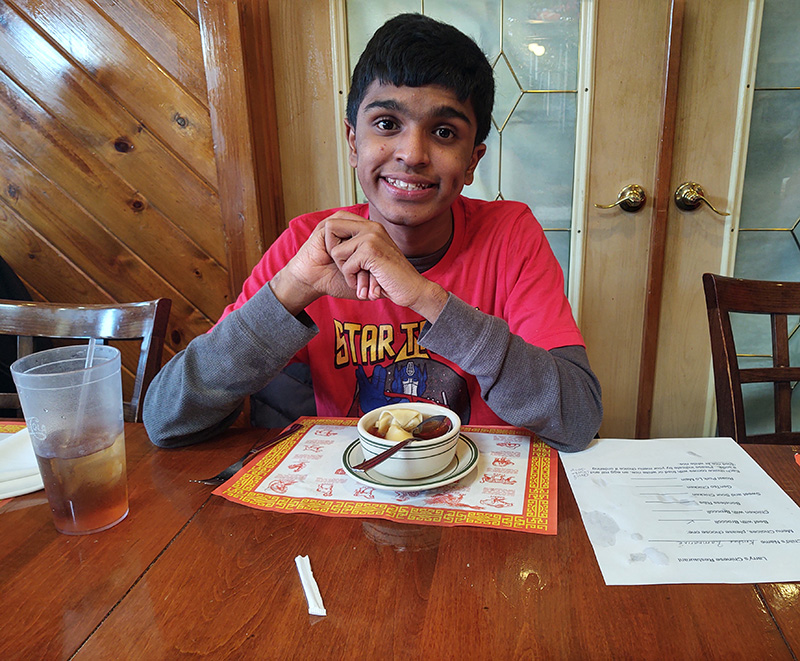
[75, 338, 99, 439]
[84, 337, 97, 369]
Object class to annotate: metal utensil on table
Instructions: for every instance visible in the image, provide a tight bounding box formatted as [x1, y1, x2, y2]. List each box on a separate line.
[352, 415, 453, 471]
[190, 422, 303, 486]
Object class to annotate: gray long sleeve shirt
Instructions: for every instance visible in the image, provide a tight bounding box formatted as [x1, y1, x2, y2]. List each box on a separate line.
[143, 283, 602, 452]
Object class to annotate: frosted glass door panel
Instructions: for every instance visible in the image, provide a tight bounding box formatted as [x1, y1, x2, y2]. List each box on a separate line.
[346, 2, 419, 68]
[502, 92, 576, 229]
[732, 0, 800, 437]
[504, 0, 580, 91]
[425, 1, 501, 59]
[753, 0, 800, 88]
[739, 91, 800, 233]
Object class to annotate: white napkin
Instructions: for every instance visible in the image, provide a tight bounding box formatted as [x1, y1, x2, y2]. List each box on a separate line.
[294, 555, 327, 616]
[0, 428, 44, 499]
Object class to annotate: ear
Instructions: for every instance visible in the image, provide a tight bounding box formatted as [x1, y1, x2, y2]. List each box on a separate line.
[464, 143, 487, 186]
[345, 119, 358, 168]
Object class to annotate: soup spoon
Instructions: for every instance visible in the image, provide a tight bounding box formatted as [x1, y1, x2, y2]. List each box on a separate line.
[352, 414, 453, 471]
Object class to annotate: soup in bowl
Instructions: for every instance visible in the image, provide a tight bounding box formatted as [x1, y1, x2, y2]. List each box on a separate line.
[356, 402, 461, 480]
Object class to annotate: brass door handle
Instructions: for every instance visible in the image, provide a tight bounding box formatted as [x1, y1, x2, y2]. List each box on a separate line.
[594, 184, 646, 213]
[674, 182, 729, 216]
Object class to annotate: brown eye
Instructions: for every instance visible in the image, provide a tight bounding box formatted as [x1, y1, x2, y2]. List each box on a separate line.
[435, 127, 454, 139]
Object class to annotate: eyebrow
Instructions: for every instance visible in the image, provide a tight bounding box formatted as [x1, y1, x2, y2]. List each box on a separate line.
[363, 99, 473, 125]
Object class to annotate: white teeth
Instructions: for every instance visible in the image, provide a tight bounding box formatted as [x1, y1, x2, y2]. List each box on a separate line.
[386, 177, 431, 191]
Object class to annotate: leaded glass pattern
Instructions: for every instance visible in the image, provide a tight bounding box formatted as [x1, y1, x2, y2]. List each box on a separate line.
[344, 0, 582, 287]
[733, 0, 800, 435]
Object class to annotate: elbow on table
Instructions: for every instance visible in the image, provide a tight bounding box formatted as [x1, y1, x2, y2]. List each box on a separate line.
[143, 403, 244, 449]
[555, 430, 597, 453]
[142, 411, 190, 449]
[559, 401, 603, 453]
[538, 397, 603, 454]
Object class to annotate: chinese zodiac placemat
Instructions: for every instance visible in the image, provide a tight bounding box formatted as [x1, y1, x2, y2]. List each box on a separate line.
[214, 417, 557, 534]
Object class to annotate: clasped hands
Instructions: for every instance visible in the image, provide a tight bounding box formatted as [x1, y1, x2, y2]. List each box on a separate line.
[269, 211, 448, 322]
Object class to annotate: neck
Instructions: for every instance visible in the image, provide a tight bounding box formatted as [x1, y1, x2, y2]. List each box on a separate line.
[372, 210, 454, 258]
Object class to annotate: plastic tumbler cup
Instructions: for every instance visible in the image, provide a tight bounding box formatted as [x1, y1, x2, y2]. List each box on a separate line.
[11, 345, 128, 535]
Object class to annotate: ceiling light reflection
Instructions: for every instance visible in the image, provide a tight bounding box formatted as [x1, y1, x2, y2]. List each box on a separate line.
[527, 42, 546, 56]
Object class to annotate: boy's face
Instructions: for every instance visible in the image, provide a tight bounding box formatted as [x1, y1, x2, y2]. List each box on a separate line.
[346, 82, 486, 254]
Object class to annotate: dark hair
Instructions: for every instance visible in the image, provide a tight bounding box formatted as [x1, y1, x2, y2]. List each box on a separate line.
[346, 13, 495, 146]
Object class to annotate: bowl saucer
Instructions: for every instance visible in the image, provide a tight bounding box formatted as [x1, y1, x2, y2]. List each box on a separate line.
[342, 434, 479, 492]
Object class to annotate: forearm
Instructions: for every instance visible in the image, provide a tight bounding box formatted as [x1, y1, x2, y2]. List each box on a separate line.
[418, 295, 602, 452]
[143, 284, 317, 447]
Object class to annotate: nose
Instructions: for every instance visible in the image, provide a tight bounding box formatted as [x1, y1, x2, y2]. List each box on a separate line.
[395, 128, 429, 168]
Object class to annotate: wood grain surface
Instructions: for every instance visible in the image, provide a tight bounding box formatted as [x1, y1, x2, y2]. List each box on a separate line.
[741, 445, 800, 654]
[635, 0, 684, 438]
[0, 0, 282, 401]
[0, 423, 257, 660]
[2, 425, 796, 660]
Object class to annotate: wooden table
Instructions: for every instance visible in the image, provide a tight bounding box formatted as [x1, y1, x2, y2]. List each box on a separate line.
[1, 424, 798, 660]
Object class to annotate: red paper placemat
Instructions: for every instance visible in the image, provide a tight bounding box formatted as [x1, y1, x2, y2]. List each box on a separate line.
[214, 417, 558, 534]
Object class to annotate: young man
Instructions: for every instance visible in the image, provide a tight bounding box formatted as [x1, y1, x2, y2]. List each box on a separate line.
[143, 13, 602, 452]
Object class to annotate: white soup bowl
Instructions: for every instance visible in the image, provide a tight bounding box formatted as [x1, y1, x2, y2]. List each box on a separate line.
[357, 402, 461, 480]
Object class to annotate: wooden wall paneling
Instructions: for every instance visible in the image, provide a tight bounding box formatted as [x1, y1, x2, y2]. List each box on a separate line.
[0, 205, 113, 305]
[174, 0, 198, 22]
[0, 205, 141, 394]
[0, 71, 228, 325]
[198, 0, 269, 294]
[92, 0, 209, 105]
[0, 141, 162, 305]
[267, 1, 341, 221]
[0, 3, 226, 265]
[0, 137, 211, 353]
[10, 0, 218, 188]
[0, 0, 293, 384]
[239, 0, 284, 248]
[0, 136, 185, 380]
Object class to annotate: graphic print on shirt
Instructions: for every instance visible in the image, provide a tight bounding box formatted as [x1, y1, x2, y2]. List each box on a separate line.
[334, 317, 471, 421]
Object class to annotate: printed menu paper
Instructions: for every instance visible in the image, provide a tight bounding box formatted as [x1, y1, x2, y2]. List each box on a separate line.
[215, 418, 558, 534]
[560, 437, 800, 585]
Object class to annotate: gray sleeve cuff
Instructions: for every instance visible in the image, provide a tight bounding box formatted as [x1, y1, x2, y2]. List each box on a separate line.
[226, 282, 318, 363]
[418, 294, 512, 380]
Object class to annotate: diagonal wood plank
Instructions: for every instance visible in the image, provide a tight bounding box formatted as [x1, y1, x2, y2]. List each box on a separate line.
[10, 0, 217, 187]
[0, 203, 144, 393]
[0, 137, 213, 354]
[0, 203, 112, 304]
[92, 0, 208, 106]
[173, 0, 198, 22]
[0, 69, 230, 321]
[0, 3, 226, 264]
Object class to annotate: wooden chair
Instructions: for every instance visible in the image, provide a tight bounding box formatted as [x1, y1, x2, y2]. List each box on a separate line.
[0, 299, 171, 423]
[703, 273, 800, 444]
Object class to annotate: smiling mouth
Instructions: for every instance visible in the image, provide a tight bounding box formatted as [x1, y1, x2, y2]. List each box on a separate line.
[384, 177, 436, 191]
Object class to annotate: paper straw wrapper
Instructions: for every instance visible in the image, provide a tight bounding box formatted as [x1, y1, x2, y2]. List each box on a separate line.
[295, 555, 327, 616]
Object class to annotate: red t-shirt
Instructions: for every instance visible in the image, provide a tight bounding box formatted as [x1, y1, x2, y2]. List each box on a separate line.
[217, 196, 583, 425]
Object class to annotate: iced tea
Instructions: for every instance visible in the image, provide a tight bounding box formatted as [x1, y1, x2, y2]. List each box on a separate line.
[35, 432, 128, 535]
